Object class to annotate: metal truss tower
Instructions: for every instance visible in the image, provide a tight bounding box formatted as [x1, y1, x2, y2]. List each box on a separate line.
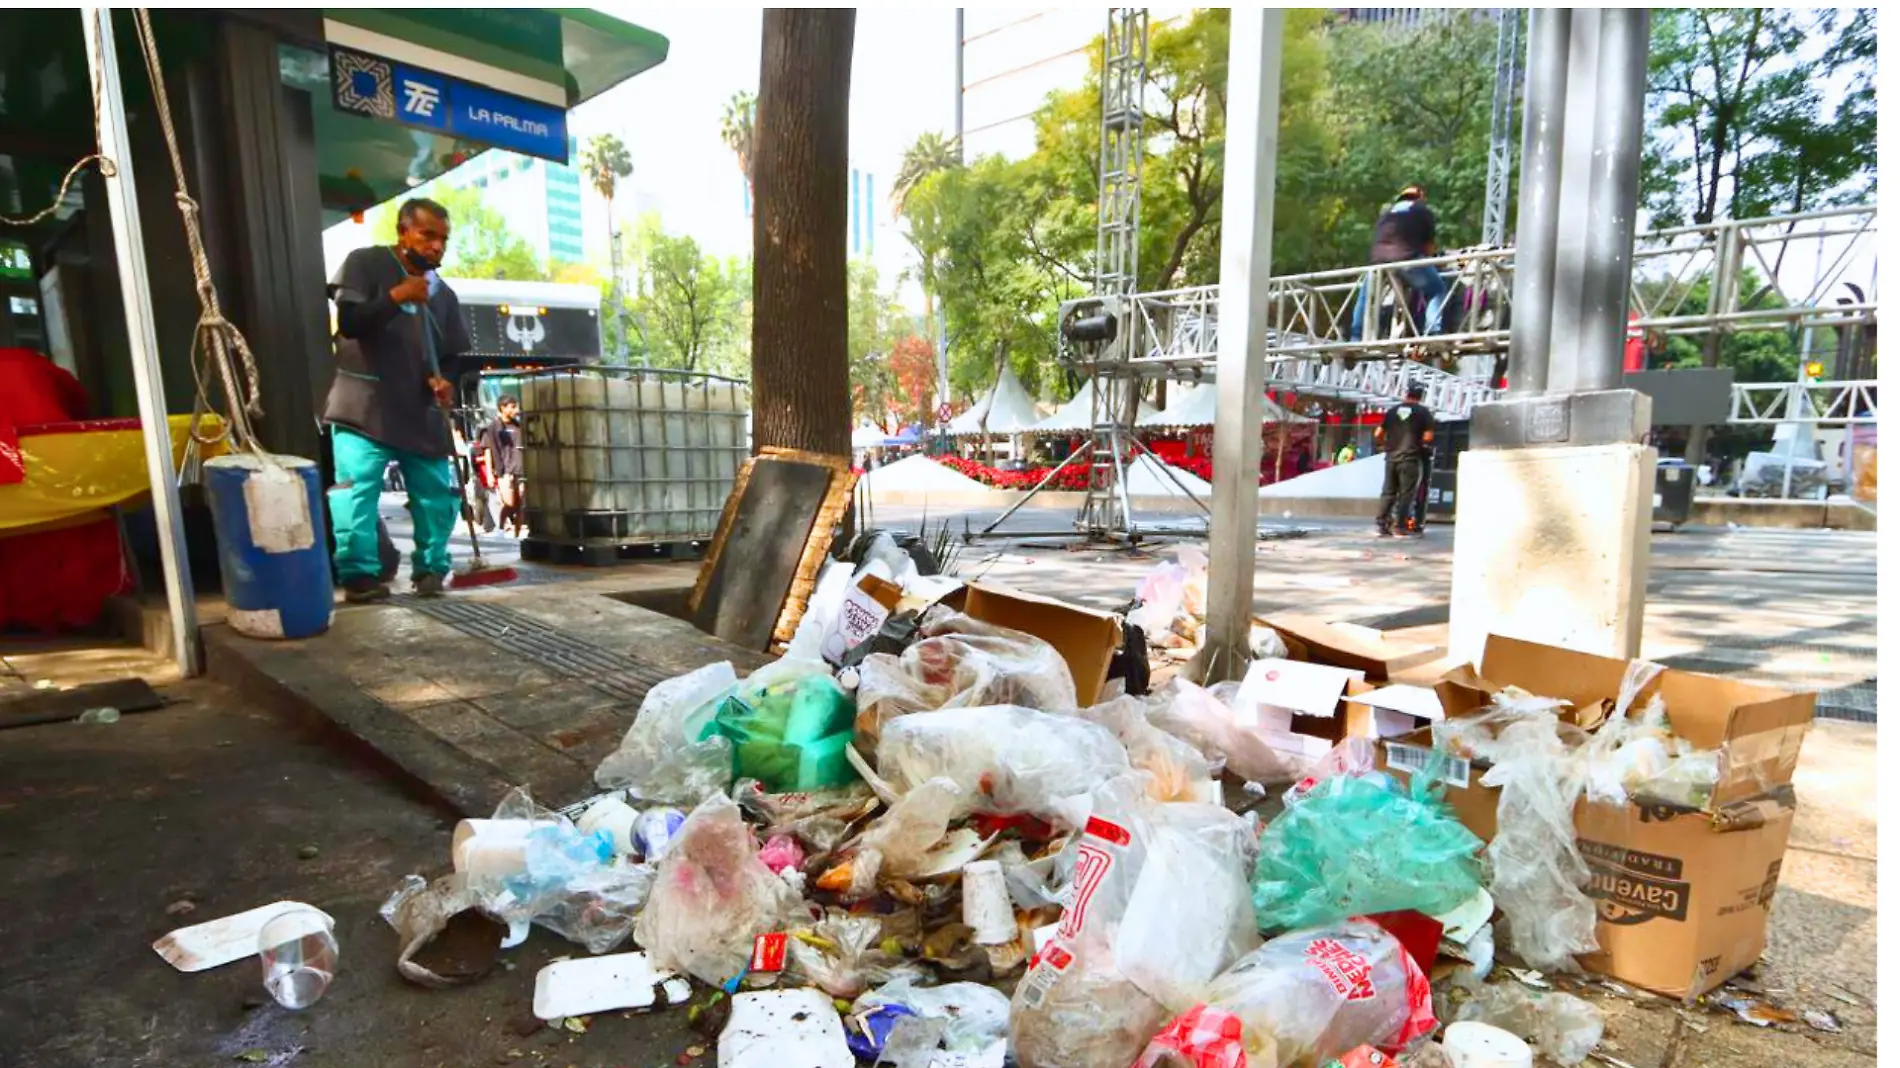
[1078, 7, 1150, 538]
[1482, 8, 1524, 247]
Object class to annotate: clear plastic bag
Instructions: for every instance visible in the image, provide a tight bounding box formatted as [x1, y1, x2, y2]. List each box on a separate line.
[874, 705, 1131, 826]
[734, 780, 881, 854]
[1452, 980, 1604, 1067]
[1069, 695, 1217, 803]
[843, 776, 962, 898]
[594, 661, 738, 803]
[633, 792, 807, 986]
[853, 977, 1014, 1054]
[463, 788, 656, 954]
[1145, 679, 1307, 786]
[1011, 780, 1260, 1068]
[1456, 701, 1599, 972]
[529, 862, 656, 954]
[854, 611, 1079, 745]
[785, 559, 859, 663]
[786, 910, 925, 999]
[1250, 767, 1483, 934]
[1189, 919, 1437, 1067]
[380, 872, 490, 988]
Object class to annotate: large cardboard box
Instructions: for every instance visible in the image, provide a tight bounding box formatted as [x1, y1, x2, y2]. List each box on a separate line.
[1376, 633, 1815, 999]
[1261, 614, 1438, 682]
[951, 582, 1123, 706]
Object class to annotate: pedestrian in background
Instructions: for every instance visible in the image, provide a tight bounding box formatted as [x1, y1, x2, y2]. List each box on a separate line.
[1375, 385, 1435, 538]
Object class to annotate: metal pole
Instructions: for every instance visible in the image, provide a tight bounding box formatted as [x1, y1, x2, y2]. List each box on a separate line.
[82, 8, 201, 677]
[954, 9, 966, 163]
[1202, 7, 1283, 684]
[1547, 9, 1602, 394]
[1507, 7, 1570, 396]
[1576, 7, 1650, 392]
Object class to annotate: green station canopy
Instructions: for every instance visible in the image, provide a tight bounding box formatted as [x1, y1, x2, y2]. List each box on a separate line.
[302, 9, 670, 224]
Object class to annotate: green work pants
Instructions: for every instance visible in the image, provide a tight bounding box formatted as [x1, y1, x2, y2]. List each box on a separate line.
[329, 426, 457, 583]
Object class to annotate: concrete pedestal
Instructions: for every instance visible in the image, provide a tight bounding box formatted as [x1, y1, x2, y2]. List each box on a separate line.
[1448, 443, 1657, 664]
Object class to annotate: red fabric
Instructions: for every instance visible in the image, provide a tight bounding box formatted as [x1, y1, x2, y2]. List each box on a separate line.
[0, 348, 92, 486]
[0, 516, 132, 633]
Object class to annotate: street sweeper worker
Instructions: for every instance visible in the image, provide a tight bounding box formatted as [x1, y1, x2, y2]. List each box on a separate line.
[323, 197, 472, 602]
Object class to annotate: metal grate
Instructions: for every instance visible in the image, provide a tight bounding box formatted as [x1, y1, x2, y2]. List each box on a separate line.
[398, 598, 673, 703]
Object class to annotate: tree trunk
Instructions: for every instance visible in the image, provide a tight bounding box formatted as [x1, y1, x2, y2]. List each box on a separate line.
[751, 9, 855, 456]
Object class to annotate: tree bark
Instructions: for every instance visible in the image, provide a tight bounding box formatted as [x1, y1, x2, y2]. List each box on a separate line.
[751, 9, 855, 456]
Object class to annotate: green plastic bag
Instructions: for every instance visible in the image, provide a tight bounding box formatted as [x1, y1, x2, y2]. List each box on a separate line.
[701, 673, 861, 792]
[1250, 767, 1484, 933]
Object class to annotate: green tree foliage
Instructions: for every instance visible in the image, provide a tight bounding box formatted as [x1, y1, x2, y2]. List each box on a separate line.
[846, 259, 909, 421]
[1637, 268, 1800, 381]
[622, 215, 750, 375]
[1643, 9, 1877, 227]
[720, 91, 757, 199]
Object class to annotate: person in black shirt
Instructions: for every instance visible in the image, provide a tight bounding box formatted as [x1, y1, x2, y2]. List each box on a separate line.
[1375, 385, 1435, 537]
[1350, 185, 1452, 342]
[323, 198, 472, 601]
[476, 395, 527, 538]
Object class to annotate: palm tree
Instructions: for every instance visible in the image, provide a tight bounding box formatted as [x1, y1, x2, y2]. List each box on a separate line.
[888, 130, 960, 218]
[582, 134, 634, 353]
[719, 91, 758, 204]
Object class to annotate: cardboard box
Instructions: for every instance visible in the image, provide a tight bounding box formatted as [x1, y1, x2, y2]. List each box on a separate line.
[952, 582, 1123, 706]
[1232, 658, 1373, 758]
[1261, 615, 1438, 682]
[1376, 633, 1816, 998]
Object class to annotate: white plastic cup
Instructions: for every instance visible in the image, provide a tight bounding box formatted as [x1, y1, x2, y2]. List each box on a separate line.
[576, 797, 640, 856]
[1443, 1021, 1533, 1068]
[961, 861, 1015, 945]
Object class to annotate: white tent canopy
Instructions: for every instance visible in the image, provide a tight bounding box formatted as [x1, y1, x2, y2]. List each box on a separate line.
[1137, 381, 1314, 428]
[851, 424, 887, 449]
[1032, 379, 1158, 433]
[946, 362, 1042, 437]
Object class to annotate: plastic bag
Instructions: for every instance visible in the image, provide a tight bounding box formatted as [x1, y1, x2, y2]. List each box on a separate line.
[633, 792, 807, 985]
[1188, 919, 1437, 1067]
[464, 788, 656, 954]
[854, 611, 1078, 745]
[1251, 771, 1483, 934]
[595, 661, 738, 803]
[734, 780, 881, 854]
[875, 705, 1131, 826]
[1069, 695, 1217, 803]
[380, 873, 494, 988]
[853, 977, 1013, 1054]
[843, 776, 962, 898]
[529, 862, 656, 954]
[1453, 700, 1599, 972]
[1131, 1003, 1250, 1068]
[703, 670, 861, 792]
[1452, 980, 1603, 1067]
[1011, 779, 1260, 1068]
[785, 559, 859, 663]
[786, 910, 925, 999]
[759, 834, 806, 874]
[1145, 679, 1307, 786]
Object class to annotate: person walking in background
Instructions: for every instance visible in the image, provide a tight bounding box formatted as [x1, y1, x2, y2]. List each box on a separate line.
[1351, 185, 1450, 342]
[477, 395, 527, 538]
[1375, 385, 1435, 538]
[323, 197, 472, 601]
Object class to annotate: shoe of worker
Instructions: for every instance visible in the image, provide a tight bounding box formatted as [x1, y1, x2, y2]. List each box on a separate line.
[342, 578, 391, 604]
[413, 573, 446, 598]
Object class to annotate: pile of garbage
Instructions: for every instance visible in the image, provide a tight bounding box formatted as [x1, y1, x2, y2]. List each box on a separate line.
[308, 537, 1816, 1066]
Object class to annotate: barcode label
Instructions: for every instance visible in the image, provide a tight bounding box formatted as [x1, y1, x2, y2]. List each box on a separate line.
[1386, 743, 1470, 788]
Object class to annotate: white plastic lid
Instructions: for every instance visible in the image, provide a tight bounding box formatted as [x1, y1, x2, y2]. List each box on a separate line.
[1443, 1021, 1533, 1068]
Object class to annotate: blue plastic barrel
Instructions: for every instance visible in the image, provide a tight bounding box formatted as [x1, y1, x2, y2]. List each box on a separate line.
[202, 454, 334, 639]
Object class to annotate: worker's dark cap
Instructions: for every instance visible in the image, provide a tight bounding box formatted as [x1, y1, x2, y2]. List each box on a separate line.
[1405, 385, 1426, 399]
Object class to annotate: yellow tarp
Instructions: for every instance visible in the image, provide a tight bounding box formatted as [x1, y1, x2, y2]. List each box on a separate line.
[0, 415, 229, 534]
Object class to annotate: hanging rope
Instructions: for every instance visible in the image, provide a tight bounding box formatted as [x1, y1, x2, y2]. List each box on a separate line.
[0, 12, 114, 228]
[130, 8, 267, 459]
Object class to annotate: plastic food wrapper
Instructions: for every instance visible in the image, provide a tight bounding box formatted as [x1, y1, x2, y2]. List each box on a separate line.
[1452, 981, 1603, 1067]
[786, 911, 926, 999]
[1068, 696, 1217, 803]
[843, 776, 962, 898]
[1446, 697, 1599, 972]
[1128, 548, 1208, 650]
[758, 834, 806, 874]
[595, 661, 738, 803]
[1282, 737, 1380, 807]
[1011, 780, 1260, 1068]
[1189, 920, 1436, 1068]
[458, 788, 657, 954]
[381, 873, 494, 988]
[634, 792, 807, 986]
[876, 705, 1132, 826]
[733, 780, 881, 855]
[854, 611, 1079, 745]
[703, 669, 861, 792]
[853, 977, 1013, 1054]
[1251, 770, 1483, 934]
[1145, 679, 1307, 785]
[1131, 1003, 1250, 1068]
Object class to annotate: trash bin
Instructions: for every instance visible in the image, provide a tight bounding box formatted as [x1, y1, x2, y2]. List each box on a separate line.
[202, 454, 334, 639]
[1654, 458, 1694, 529]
